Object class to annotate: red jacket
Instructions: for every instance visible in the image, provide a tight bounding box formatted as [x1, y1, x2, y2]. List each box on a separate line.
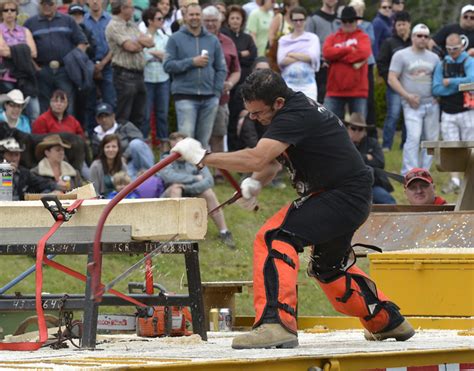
[323, 28, 372, 98]
[32, 109, 85, 138]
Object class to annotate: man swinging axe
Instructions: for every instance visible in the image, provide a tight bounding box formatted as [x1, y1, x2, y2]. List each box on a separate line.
[171, 69, 415, 349]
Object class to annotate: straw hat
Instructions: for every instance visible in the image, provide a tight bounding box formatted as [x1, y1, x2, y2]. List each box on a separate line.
[344, 112, 373, 128]
[0, 89, 30, 107]
[0, 137, 24, 152]
[35, 134, 71, 160]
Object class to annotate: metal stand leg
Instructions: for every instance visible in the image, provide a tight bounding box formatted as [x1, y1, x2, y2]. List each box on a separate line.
[185, 243, 207, 341]
[81, 247, 100, 349]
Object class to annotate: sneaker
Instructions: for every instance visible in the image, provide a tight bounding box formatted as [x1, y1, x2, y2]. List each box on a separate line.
[441, 180, 460, 194]
[219, 231, 236, 249]
[231, 323, 298, 349]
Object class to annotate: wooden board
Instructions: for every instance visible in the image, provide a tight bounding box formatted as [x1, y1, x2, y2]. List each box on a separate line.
[0, 198, 207, 241]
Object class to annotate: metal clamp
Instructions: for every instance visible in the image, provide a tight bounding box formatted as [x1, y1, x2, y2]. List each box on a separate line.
[41, 196, 77, 222]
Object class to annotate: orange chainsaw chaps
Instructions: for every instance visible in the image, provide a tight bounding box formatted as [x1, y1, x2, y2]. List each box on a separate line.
[253, 203, 299, 334]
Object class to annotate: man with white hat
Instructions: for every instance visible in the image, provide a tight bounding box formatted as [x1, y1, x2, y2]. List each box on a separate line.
[0, 90, 32, 133]
[388, 23, 440, 175]
[0, 137, 58, 200]
[430, 4, 474, 57]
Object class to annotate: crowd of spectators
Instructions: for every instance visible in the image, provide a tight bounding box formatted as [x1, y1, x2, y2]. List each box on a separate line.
[0, 0, 473, 242]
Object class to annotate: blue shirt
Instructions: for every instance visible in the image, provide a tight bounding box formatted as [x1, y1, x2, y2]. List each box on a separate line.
[0, 111, 31, 133]
[83, 11, 112, 61]
[24, 12, 87, 64]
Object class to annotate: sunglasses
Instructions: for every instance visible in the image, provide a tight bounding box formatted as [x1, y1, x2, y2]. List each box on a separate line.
[415, 34, 429, 39]
[2, 8, 17, 12]
[446, 45, 462, 52]
[292, 18, 305, 23]
[348, 125, 364, 132]
[405, 170, 432, 183]
[154, 16, 163, 20]
[342, 19, 356, 24]
[381, 5, 392, 9]
[463, 15, 474, 20]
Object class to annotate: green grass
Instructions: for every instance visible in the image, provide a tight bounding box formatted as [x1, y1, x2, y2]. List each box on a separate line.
[0, 131, 459, 324]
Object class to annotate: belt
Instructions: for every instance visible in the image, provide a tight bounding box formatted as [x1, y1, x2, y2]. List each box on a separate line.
[38, 60, 64, 69]
[113, 65, 144, 76]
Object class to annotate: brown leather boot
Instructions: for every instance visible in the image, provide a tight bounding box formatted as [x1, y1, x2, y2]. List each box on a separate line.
[231, 324, 298, 349]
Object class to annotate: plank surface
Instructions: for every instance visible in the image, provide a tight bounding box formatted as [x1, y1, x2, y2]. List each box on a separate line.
[0, 198, 207, 241]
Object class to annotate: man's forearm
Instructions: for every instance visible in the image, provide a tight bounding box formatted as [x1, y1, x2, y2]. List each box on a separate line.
[203, 149, 269, 173]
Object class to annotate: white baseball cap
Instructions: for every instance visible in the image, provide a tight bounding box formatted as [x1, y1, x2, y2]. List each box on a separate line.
[461, 4, 474, 15]
[412, 23, 430, 36]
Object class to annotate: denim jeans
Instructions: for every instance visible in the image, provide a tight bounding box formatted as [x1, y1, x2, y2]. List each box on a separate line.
[113, 67, 147, 131]
[143, 79, 170, 140]
[372, 186, 396, 204]
[37, 66, 75, 115]
[86, 64, 116, 136]
[127, 138, 155, 178]
[174, 96, 219, 147]
[382, 86, 404, 150]
[401, 101, 440, 175]
[323, 96, 367, 121]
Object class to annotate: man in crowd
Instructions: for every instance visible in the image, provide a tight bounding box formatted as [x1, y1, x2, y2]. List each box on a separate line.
[160, 132, 236, 248]
[388, 23, 439, 175]
[377, 10, 411, 152]
[164, 3, 226, 148]
[323, 6, 372, 120]
[91, 102, 154, 178]
[430, 4, 474, 57]
[432, 33, 474, 194]
[345, 112, 395, 204]
[170, 69, 414, 349]
[84, 0, 116, 136]
[106, 0, 154, 132]
[0, 137, 58, 200]
[25, 0, 87, 114]
[404, 168, 447, 206]
[246, 0, 274, 57]
[305, 0, 340, 103]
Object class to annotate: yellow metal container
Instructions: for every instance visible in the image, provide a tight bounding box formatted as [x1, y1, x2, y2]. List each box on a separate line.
[368, 248, 474, 316]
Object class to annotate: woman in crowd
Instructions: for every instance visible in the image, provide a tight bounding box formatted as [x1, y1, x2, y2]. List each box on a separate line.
[277, 6, 320, 101]
[157, 0, 173, 34]
[89, 134, 128, 196]
[222, 4, 257, 151]
[32, 89, 84, 138]
[0, 0, 39, 121]
[0, 89, 31, 133]
[31, 134, 82, 192]
[142, 7, 170, 151]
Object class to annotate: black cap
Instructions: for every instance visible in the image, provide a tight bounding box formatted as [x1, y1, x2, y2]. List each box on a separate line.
[339, 6, 362, 22]
[68, 4, 85, 14]
[394, 10, 410, 23]
[96, 102, 114, 117]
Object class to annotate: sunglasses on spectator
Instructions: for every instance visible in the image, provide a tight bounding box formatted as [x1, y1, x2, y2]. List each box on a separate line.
[291, 18, 305, 23]
[154, 16, 163, 20]
[2, 8, 17, 12]
[342, 19, 356, 24]
[348, 125, 365, 132]
[381, 5, 392, 9]
[415, 34, 429, 39]
[463, 15, 474, 20]
[446, 44, 462, 52]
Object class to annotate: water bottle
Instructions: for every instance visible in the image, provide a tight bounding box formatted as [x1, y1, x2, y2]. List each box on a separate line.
[0, 160, 13, 201]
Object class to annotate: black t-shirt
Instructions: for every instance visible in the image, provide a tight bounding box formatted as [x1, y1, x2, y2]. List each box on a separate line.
[433, 23, 474, 53]
[263, 92, 368, 194]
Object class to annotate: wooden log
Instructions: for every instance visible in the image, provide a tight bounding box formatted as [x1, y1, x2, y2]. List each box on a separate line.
[0, 198, 207, 241]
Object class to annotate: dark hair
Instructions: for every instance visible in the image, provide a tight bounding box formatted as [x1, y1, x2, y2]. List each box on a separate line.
[110, 0, 129, 15]
[51, 89, 68, 101]
[251, 56, 270, 71]
[289, 6, 307, 19]
[99, 134, 123, 175]
[241, 69, 291, 106]
[142, 6, 162, 27]
[394, 10, 410, 23]
[225, 4, 246, 29]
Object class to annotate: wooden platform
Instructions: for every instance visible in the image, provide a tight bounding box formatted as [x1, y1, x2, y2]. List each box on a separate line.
[0, 198, 208, 241]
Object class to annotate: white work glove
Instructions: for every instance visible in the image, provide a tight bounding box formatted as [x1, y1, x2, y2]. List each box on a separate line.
[170, 137, 206, 165]
[236, 178, 261, 210]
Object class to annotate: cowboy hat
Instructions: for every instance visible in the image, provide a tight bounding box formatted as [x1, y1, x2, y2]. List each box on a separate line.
[344, 112, 373, 128]
[0, 89, 30, 107]
[35, 134, 71, 160]
[0, 137, 24, 152]
[339, 6, 363, 22]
